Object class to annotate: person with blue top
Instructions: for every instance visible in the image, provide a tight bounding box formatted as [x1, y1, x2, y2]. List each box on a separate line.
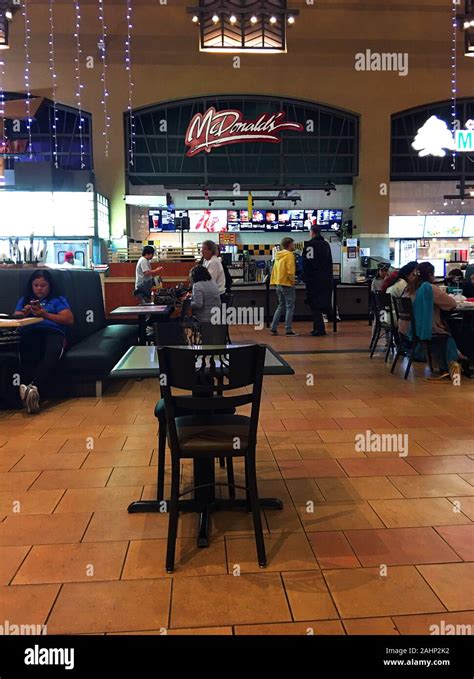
[408, 262, 469, 383]
[12, 270, 74, 413]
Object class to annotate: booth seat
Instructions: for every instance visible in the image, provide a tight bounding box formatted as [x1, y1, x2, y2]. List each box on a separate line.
[0, 268, 137, 397]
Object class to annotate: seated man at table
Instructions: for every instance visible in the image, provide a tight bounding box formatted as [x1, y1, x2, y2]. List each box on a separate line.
[12, 269, 74, 413]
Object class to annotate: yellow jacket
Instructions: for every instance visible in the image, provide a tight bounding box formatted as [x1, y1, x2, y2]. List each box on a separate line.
[270, 249, 296, 287]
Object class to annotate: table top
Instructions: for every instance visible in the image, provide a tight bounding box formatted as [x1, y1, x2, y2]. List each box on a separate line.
[110, 305, 172, 316]
[0, 317, 43, 328]
[110, 344, 294, 378]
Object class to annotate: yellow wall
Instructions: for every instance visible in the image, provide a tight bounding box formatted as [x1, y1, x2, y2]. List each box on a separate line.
[3, 0, 473, 239]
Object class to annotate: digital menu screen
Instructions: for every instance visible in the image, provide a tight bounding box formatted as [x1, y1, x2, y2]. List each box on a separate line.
[251, 210, 266, 229]
[304, 210, 318, 229]
[189, 209, 228, 232]
[389, 216, 425, 239]
[463, 216, 474, 237]
[148, 210, 161, 232]
[148, 209, 176, 232]
[227, 209, 240, 231]
[424, 215, 465, 238]
[288, 209, 305, 231]
[317, 209, 343, 231]
[265, 210, 279, 231]
[278, 210, 292, 232]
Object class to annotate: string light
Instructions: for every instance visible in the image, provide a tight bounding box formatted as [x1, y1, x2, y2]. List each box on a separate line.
[125, 0, 135, 168]
[98, 0, 111, 158]
[0, 57, 7, 187]
[0, 59, 6, 148]
[48, 0, 59, 168]
[451, 0, 457, 171]
[74, 0, 85, 168]
[22, 0, 33, 159]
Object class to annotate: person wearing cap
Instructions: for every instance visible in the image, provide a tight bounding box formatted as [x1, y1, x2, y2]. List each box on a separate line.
[63, 251, 79, 267]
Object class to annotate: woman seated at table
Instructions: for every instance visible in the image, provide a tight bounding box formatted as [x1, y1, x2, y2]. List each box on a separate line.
[12, 270, 74, 413]
[386, 261, 418, 329]
[407, 262, 469, 382]
[189, 265, 221, 324]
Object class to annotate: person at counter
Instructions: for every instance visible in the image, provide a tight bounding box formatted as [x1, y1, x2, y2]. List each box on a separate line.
[407, 262, 469, 383]
[12, 270, 74, 414]
[302, 224, 333, 337]
[63, 251, 79, 267]
[188, 265, 221, 323]
[201, 241, 226, 299]
[134, 246, 163, 303]
[270, 237, 298, 336]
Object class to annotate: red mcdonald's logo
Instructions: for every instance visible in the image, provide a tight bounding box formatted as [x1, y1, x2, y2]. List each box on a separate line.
[185, 106, 304, 157]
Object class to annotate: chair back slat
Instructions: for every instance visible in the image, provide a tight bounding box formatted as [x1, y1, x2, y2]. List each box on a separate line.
[159, 344, 266, 454]
[393, 296, 413, 324]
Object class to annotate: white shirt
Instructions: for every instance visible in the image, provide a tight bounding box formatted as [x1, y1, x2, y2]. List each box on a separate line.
[135, 256, 151, 288]
[203, 255, 225, 294]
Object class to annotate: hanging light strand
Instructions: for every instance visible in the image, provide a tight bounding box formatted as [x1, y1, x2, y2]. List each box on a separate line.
[0, 58, 7, 149]
[23, 0, 33, 158]
[74, 0, 85, 168]
[125, 0, 135, 167]
[98, 0, 110, 157]
[49, 0, 59, 168]
[451, 0, 458, 171]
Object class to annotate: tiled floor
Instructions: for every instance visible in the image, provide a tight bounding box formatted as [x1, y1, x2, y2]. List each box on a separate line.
[0, 320, 473, 635]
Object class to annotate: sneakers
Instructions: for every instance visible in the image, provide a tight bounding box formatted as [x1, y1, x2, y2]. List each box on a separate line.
[285, 331, 299, 336]
[426, 371, 450, 382]
[270, 329, 278, 336]
[24, 385, 40, 414]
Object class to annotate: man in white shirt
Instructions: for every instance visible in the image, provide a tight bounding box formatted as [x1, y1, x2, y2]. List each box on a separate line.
[135, 245, 163, 303]
[201, 240, 225, 296]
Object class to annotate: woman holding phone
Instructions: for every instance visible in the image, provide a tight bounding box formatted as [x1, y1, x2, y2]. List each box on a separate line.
[12, 270, 74, 413]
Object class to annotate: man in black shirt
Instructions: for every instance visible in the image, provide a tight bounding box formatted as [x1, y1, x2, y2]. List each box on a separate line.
[302, 225, 333, 336]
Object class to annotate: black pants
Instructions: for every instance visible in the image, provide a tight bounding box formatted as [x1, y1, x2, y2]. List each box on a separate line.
[306, 289, 326, 334]
[19, 331, 65, 391]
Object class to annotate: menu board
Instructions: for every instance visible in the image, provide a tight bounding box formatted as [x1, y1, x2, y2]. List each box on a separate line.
[148, 209, 175, 232]
[265, 210, 279, 231]
[289, 209, 306, 231]
[389, 216, 425, 239]
[189, 209, 228, 232]
[463, 216, 474, 237]
[53, 192, 95, 237]
[317, 209, 343, 231]
[424, 215, 465, 238]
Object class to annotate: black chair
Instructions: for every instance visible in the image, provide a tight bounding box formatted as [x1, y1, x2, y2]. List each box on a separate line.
[391, 297, 447, 379]
[370, 292, 396, 360]
[158, 344, 266, 573]
[152, 321, 235, 503]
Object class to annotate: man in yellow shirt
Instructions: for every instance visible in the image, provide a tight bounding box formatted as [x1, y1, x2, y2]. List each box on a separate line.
[270, 237, 299, 336]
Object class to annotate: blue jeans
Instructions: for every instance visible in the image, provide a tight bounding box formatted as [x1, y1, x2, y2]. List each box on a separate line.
[271, 285, 295, 333]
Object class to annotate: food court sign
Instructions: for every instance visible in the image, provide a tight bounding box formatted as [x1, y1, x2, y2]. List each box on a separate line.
[185, 106, 304, 157]
[412, 115, 474, 157]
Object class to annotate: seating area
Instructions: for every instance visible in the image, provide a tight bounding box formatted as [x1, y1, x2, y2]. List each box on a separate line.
[0, 269, 138, 398]
[0, 318, 472, 640]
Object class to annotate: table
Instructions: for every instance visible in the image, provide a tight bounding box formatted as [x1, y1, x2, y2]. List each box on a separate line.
[0, 317, 43, 328]
[109, 305, 173, 345]
[109, 343, 294, 379]
[109, 343, 290, 546]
